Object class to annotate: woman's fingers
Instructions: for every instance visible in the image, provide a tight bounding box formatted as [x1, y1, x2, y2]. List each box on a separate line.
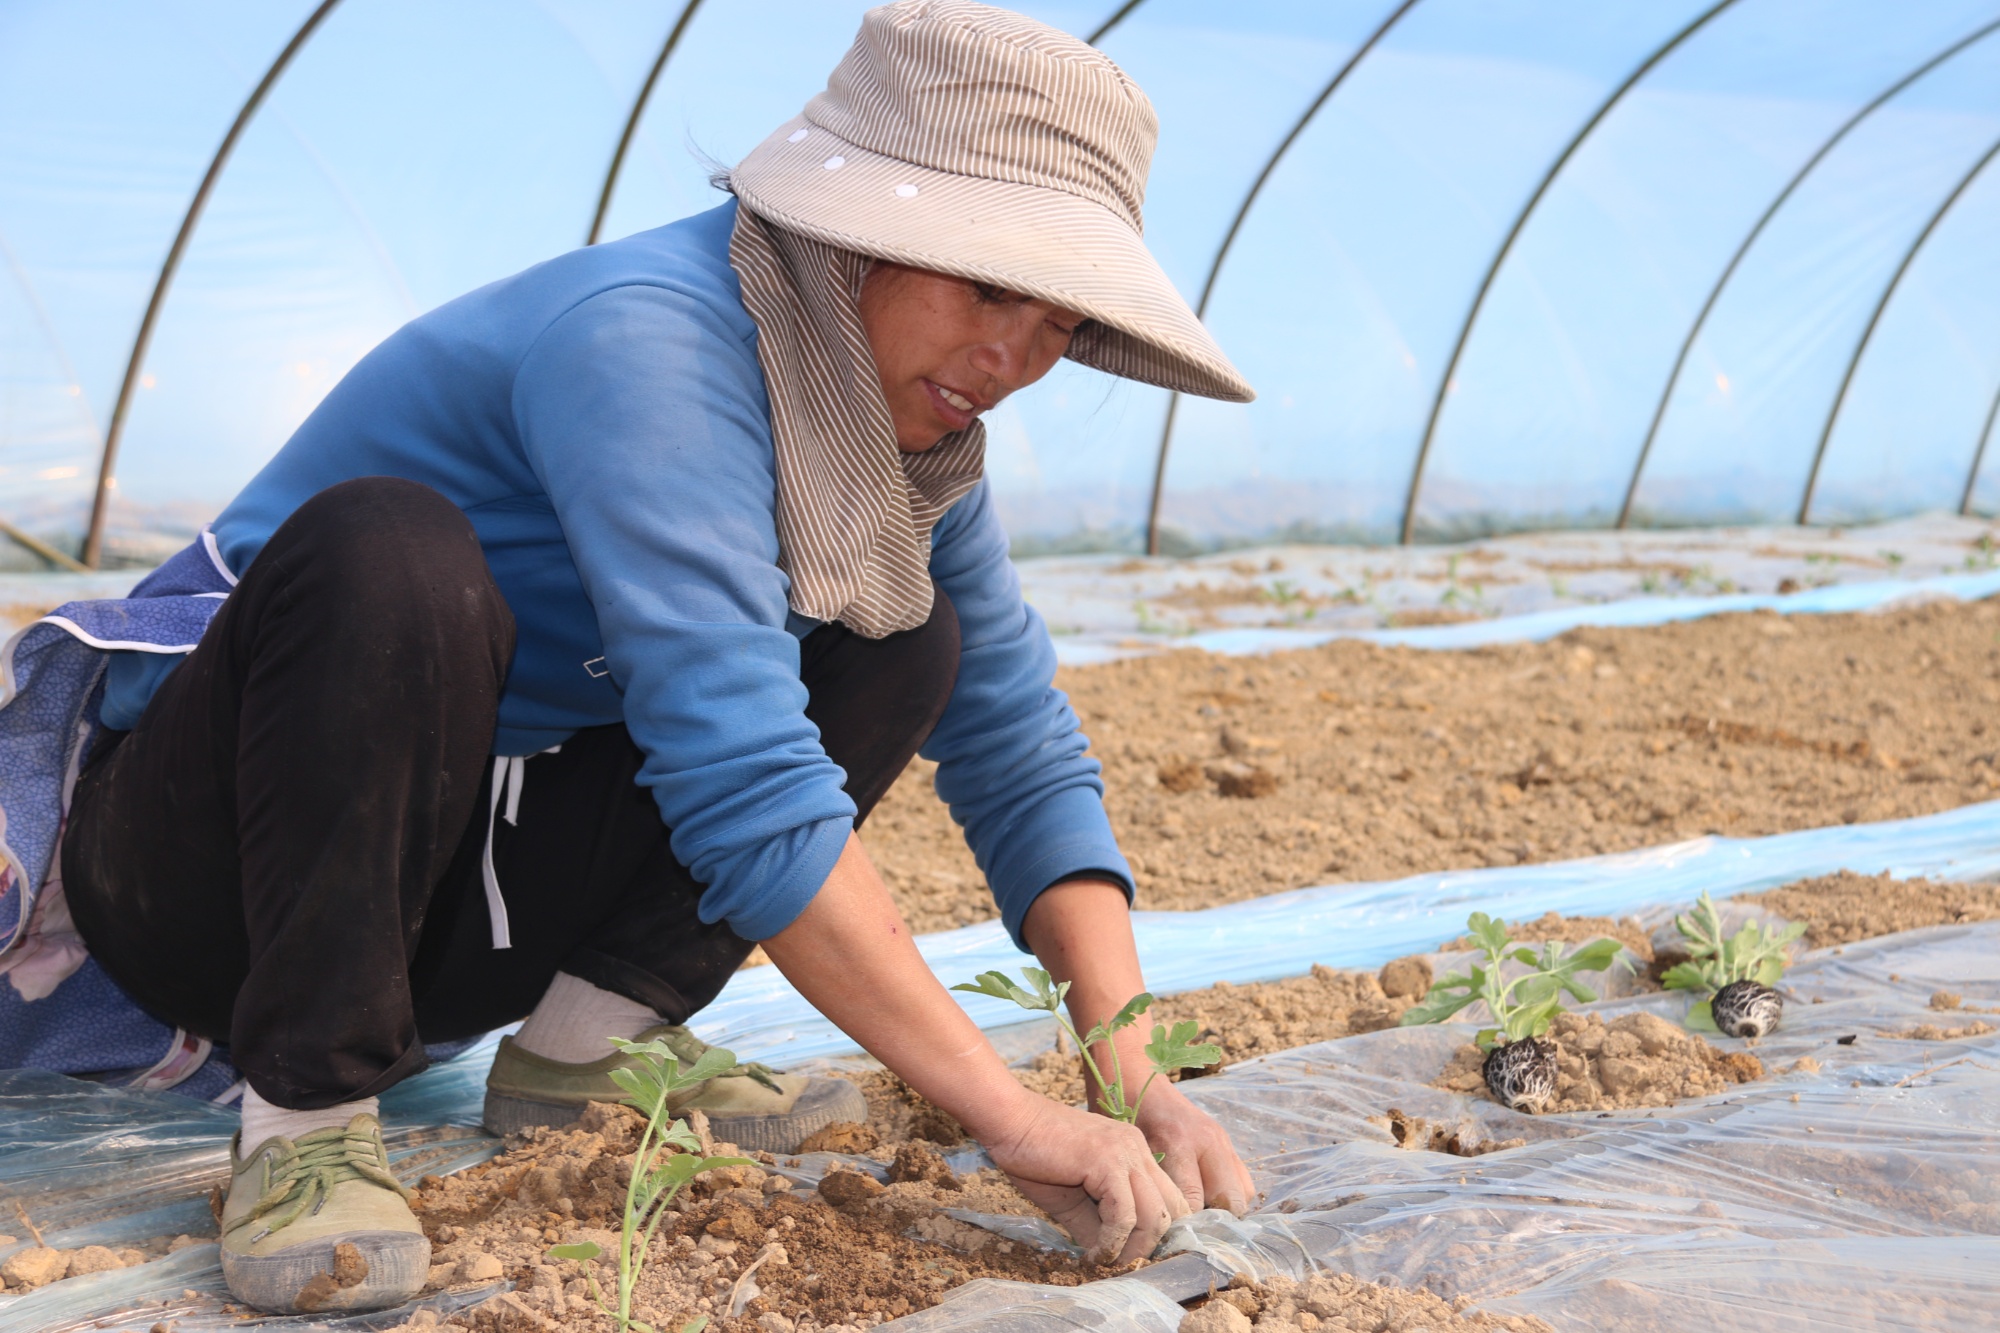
[987, 1099, 1189, 1264]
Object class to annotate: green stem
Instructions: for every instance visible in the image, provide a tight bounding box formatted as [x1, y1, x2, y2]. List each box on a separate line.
[620, 1109, 666, 1332]
[1129, 1069, 1161, 1121]
[1101, 1030, 1128, 1120]
[1061, 1015, 1112, 1109]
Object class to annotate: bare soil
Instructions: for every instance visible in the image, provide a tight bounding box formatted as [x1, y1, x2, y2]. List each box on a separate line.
[1742, 870, 2000, 948]
[867, 599, 2000, 932]
[404, 1105, 1092, 1333]
[1178, 1271, 1551, 1333]
[1434, 1012, 1764, 1114]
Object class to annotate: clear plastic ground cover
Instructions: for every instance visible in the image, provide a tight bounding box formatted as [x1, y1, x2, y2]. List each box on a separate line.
[692, 799, 2000, 1068]
[5, 849, 1998, 1330]
[0, 1072, 501, 1330]
[888, 921, 2000, 1333]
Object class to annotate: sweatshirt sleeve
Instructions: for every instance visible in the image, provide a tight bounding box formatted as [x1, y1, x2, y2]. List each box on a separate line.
[511, 283, 854, 940]
[922, 480, 1134, 949]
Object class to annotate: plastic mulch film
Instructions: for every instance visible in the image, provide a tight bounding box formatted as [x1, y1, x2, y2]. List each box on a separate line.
[693, 799, 2000, 1068]
[993, 921, 1998, 1333]
[0, 1071, 501, 1332]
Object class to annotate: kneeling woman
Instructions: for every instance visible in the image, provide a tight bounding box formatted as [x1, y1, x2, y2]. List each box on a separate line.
[3, 0, 1256, 1312]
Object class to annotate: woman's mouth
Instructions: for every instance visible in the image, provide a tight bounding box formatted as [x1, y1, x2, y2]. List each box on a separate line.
[923, 379, 981, 429]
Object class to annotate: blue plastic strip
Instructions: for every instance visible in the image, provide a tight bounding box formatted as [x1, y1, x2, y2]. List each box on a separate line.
[689, 798, 2000, 1067]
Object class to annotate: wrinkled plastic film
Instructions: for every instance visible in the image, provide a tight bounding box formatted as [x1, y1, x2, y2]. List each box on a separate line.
[884, 1275, 1187, 1333]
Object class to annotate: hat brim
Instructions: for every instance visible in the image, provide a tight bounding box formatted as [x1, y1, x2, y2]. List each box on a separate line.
[731, 118, 1254, 404]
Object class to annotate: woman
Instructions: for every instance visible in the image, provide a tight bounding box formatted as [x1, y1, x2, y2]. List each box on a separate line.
[0, 0, 1256, 1314]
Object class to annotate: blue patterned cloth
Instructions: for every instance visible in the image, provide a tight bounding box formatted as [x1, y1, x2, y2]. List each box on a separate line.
[0, 539, 494, 1098]
[0, 541, 233, 1095]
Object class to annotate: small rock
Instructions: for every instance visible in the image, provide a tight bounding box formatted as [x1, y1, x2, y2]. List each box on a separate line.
[759, 1316, 796, 1333]
[1377, 956, 1433, 1000]
[762, 1174, 795, 1194]
[1180, 1299, 1252, 1333]
[457, 1252, 504, 1283]
[167, 1234, 202, 1253]
[1931, 991, 1964, 1011]
[1, 1246, 69, 1289]
[817, 1169, 885, 1209]
[65, 1245, 127, 1277]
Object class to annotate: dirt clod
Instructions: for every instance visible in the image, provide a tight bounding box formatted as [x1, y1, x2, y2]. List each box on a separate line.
[1, 1246, 68, 1289]
[815, 1168, 885, 1210]
[1378, 955, 1433, 1000]
[1386, 1108, 1525, 1157]
[332, 1241, 369, 1288]
[886, 1142, 961, 1190]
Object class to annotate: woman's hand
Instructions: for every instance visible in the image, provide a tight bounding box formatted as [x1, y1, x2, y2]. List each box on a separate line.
[982, 1089, 1189, 1264]
[761, 838, 1194, 1262]
[1134, 1080, 1256, 1214]
[1022, 878, 1258, 1215]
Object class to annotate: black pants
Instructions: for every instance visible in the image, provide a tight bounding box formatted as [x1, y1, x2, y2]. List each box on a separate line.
[64, 478, 959, 1109]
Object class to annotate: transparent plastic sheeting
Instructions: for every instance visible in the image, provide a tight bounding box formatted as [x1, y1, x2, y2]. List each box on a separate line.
[0, 1077, 501, 1331]
[1050, 564, 2000, 665]
[890, 923, 2000, 1333]
[688, 796, 2000, 1068]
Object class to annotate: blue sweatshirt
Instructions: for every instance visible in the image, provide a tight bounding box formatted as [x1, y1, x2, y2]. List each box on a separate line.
[105, 200, 1130, 946]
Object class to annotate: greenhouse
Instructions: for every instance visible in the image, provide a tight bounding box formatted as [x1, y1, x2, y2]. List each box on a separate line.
[2, 3, 1999, 1332]
[6, 0, 2000, 565]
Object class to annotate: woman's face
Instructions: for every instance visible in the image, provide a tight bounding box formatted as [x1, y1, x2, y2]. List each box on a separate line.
[858, 262, 1084, 452]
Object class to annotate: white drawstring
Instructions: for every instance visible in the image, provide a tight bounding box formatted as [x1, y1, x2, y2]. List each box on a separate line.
[482, 755, 526, 948]
[481, 746, 562, 949]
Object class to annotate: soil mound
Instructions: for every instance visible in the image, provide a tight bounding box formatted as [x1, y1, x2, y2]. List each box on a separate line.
[1179, 1271, 1550, 1333]
[1742, 870, 2000, 948]
[403, 1106, 1089, 1333]
[866, 598, 2000, 931]
[1434, 1012, 1763, 1114]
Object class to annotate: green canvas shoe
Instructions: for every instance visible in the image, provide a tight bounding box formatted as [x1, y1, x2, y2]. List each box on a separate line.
[483, 1022, 868, 1152]
[219, 1114, 430, 1315]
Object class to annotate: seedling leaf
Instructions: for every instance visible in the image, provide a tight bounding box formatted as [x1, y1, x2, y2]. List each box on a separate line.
[951, 969, 1066, 1013]
[1145, 1019, 1222, 1073]
[1402, 919, 1619, 1045]
[548, 1242, 601, 1262]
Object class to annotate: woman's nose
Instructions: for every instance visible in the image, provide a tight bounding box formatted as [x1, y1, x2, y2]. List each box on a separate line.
[967, 315, 1038, 390]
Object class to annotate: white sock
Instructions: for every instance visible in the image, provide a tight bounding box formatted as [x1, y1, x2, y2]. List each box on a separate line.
[512, 971, 660, 1064]
[240, 1086, 380, 1150]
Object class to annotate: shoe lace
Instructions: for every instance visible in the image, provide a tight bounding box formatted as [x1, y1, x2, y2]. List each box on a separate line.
[655, 1025, 781, 1092]
[225, 1122, 412, 1244]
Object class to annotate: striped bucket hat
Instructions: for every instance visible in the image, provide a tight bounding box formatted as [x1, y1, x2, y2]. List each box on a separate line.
[730, 0, 1255, 405]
